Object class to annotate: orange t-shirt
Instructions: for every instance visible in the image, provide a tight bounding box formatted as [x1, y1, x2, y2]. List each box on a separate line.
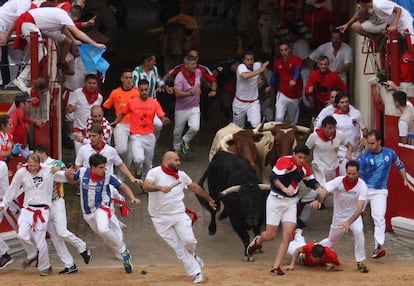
[103, 86, 140, 124]
[123, 97, 165, 135]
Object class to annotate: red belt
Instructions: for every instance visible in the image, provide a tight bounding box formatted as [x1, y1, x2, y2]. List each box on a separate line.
[72, 127, 87, 137]
[235, 95, 258, 103]
[26, 205, 49, 231]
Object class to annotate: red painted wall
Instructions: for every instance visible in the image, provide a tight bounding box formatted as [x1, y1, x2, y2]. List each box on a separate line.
[384, 115, 414, 230]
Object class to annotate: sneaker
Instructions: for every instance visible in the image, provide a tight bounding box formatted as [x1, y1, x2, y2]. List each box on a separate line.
[194, 255, 204, 268]
[357, 262, 369, 273]
[39, 266, 52, 276]
[80, 249, 93, 264]
[0, 254, 13, 270]
[59, 264, 78, 275]
[270, 267, 285, 276]
[13, 78, 30, 92]
[22, 256, 38, 268]
[182, 141, 191, 155]
[372, 245, 386, 259]
[120, 248, 133, 273]
[193, 272, 203, 284]
[246, 235, 262, 257]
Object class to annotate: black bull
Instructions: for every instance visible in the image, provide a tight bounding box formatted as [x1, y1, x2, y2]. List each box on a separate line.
[196, 151, 269, 259]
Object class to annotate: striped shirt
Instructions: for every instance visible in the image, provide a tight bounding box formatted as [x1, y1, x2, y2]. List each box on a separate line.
[132, 65, 164, 99]
[74, 167, 122, 215]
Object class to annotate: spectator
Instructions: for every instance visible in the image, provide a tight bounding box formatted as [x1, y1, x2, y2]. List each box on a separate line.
[357, 0, 414, 53]
[0, 6, 105, 91]
[9, 92, 46, 149]
[303, 0, 338, 48]
[392, 90, 414, 144]
[309, 30, 352, 84]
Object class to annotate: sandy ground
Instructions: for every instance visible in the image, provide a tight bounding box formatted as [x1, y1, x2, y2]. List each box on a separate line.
[1, 259, 414, 286]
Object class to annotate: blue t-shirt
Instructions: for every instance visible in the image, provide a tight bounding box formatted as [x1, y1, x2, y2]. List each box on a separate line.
[359, 147, 404, 189]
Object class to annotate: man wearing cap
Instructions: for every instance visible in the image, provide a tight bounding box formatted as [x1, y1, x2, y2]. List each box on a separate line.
[8, 92, 46, 149]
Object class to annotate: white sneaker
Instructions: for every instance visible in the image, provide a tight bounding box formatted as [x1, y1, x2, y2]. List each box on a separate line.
[194, 255, 204, 268]
[193, 273, 203, 284]
[13, 78, 29, 92]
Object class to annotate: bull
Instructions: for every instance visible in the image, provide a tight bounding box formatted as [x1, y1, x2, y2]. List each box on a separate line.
[196, 151, 270, 261]
[214, 122, 310, 184]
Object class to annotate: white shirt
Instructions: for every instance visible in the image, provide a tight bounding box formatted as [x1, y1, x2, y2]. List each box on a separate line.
[146, 166, 192, 217]
[292, 39, 310, 60]
[333, 108, 367, 159]
[309, 42, 352, 83]
[68, 88, 103, 130]
[29, 7, 74, 32]
[75, 144, 122, 174]
[326, 176, 367, 226]
[314, 104, 357, 129]
[235, 62, 262, 101]
[0, 0, 31, 32]
[373, 0, 413, 33]
[306, 129, 349, 171]
[2, 164, 67, 208]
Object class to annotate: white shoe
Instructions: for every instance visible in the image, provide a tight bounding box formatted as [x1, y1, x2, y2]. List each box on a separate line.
[13, 78, 29, 92]
[194, 255, 204, 268]
[193, 273, 203, 284]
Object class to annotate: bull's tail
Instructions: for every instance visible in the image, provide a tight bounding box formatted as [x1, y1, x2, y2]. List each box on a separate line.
[196, 161, 218, 212]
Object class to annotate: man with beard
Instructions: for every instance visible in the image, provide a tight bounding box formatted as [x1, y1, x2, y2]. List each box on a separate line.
[309, 30, 352, 84]
[143, 151, 216, 284]
[112, 79, 170, 180]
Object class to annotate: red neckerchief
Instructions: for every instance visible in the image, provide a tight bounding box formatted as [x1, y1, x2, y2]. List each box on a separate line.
[30, 88, 40, 107]
[161, 165, 179, 179]
[342, 176, 358, 192]
[91, 141, 105, 153]
[316, 128, 336, 142]
[89, 169, 104, 182]
[82, 87, 99, 104]
[181, 66, 196, 87]
[334, 108, 349, 115]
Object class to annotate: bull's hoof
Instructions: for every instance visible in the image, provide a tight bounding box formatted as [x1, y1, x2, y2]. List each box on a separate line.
[243, 255, 255, 262]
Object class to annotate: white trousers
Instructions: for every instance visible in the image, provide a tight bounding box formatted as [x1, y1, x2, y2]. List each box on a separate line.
[319, 216, 366, 262]
[275, 91, 300, 125]
[173, 107, 200, 150]
[232, 100, 261, 128]
[287, 232, 306, 256]
[17, 207, 50, 271]
[48, 198, 87, 267]
[83, 208, 125, 257]
[130, 133, 156, 179]
[18, 23, 44, 82]
[151, 212, 201, 277]
[364, 188, 388, 247]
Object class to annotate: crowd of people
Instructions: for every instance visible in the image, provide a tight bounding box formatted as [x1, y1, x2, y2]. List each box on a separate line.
[0, 0, 413, 283]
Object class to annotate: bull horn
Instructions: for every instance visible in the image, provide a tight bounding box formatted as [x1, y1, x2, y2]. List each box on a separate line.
[258, 184, 271, 191]
[221, 185, 241, 196]
[219, 133, 234, 151]
[295, 125, 311, 134]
